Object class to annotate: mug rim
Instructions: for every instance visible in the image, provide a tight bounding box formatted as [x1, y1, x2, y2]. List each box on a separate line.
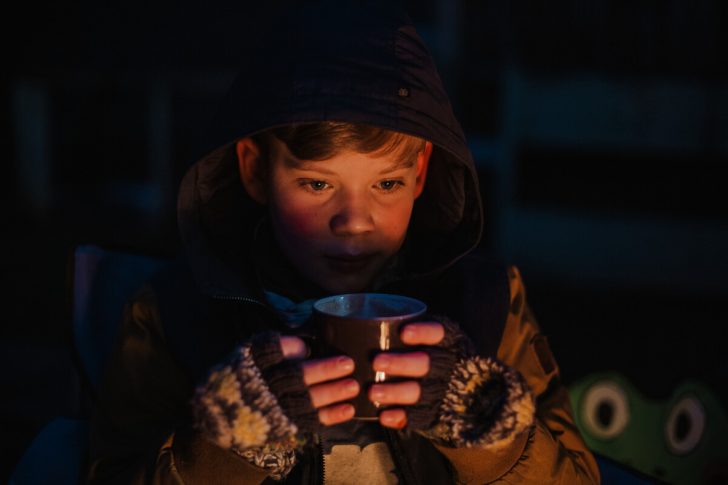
[312, 292, 427, 320]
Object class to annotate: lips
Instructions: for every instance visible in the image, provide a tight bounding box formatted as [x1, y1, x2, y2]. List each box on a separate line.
[324, 253, 375, 273]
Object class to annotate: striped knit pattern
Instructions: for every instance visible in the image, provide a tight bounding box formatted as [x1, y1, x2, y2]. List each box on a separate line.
[431, 356, 535, 449]
[193, 343, 300, 476]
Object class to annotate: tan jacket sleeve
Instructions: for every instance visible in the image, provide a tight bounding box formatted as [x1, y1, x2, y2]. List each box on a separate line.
[433, 266, 601, 484]
[86, 286, 273, 485]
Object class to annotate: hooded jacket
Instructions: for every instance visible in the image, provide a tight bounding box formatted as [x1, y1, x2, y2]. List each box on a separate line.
[87, 2, 600, 483]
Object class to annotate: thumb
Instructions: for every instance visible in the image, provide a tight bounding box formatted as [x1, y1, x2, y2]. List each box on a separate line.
[280, 336, 308, 359]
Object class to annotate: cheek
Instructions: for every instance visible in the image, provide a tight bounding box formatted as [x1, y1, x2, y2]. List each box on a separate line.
[378, 201, 414, 242]
[273, 195, 323, 240]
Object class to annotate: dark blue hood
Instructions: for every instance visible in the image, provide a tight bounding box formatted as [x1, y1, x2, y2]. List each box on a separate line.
[177, 1, 483, 298]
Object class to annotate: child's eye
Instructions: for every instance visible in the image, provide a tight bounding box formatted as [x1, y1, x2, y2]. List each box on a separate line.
[377, 180, 404, 192]
[301, 180, 330, 192]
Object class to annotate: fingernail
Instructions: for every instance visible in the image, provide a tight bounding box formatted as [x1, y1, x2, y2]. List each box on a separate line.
[382, 412, 407, 428]
[402, 328, 416, 342]
[375, 355, 390, 370]
[346, 380, 359, 394]
[338, 356, 354, 372]
[370, 385, 385, 401]
[341, 404, 355, 419]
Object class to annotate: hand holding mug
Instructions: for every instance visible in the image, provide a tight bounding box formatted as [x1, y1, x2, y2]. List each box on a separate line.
[369, 321, 445, 429]
[280, 336, 360, 426]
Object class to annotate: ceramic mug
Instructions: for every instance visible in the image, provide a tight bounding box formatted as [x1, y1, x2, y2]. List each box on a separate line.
[312, 293, 427, 419]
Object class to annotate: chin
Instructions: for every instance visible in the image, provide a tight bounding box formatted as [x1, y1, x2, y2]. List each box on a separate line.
[317, 275, 370, 295]
[320, 282, 367, 295]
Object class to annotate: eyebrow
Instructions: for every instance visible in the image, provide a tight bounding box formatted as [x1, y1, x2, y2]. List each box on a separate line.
[378, 159, 415, 174]
[286, 156, 414, 175]
[288, 160, 336, 175]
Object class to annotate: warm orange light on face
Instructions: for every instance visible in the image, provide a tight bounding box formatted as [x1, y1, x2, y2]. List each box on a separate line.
[262, 139, 431, 294]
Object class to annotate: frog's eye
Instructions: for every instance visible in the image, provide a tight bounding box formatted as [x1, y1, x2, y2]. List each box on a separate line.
[580, 380, 630, 440]
[665, 395, 705, 455]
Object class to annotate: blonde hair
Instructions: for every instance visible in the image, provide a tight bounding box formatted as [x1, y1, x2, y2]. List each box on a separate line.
[252, 122, 426, 164]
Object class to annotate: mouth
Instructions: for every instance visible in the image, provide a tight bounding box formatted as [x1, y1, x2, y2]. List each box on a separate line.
[324, 253, 375, 273]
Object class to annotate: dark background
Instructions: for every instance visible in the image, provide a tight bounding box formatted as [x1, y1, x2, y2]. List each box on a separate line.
[3, 0, 727, 480]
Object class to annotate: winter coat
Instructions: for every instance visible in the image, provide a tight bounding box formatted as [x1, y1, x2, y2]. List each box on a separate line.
[87, 2, 600, 483]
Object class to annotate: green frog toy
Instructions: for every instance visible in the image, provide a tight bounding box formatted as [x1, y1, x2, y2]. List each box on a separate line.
[569, 372, 727, 484]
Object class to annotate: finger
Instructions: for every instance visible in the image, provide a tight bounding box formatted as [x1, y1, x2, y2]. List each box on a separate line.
[301, 355, 355, 385]
[309, 378, 360, 408]
[372, 351, 429, 377]
[280, 336, 308, 359]
[318, 403, 355, 426]
[379, 408, 407, 429]
[400, 322, 444, 345]
[369, 381, 421, 405]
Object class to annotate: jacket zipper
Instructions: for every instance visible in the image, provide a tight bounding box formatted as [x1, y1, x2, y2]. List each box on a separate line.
[211, 294, 268, 306]
[318, 435, 325, 485]
[384, 429, 415, 485]
[210, 293, 280, 321]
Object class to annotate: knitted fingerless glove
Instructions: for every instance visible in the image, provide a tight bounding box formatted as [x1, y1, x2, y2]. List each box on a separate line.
[408, 318, 535, 450]
[404, 317, 475, 430]
[192, 331, 318, 479]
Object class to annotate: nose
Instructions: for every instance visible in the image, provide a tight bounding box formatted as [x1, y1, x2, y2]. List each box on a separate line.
[329, 191, 375, 236]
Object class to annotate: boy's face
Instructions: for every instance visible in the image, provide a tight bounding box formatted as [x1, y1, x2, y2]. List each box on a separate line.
[237, 137, 432, 294]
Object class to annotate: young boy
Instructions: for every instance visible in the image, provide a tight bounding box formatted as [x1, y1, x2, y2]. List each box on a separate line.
[87, 2, 599, 484]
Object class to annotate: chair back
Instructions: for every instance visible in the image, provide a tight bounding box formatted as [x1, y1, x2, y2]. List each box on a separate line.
[73, 244, 169, 391]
